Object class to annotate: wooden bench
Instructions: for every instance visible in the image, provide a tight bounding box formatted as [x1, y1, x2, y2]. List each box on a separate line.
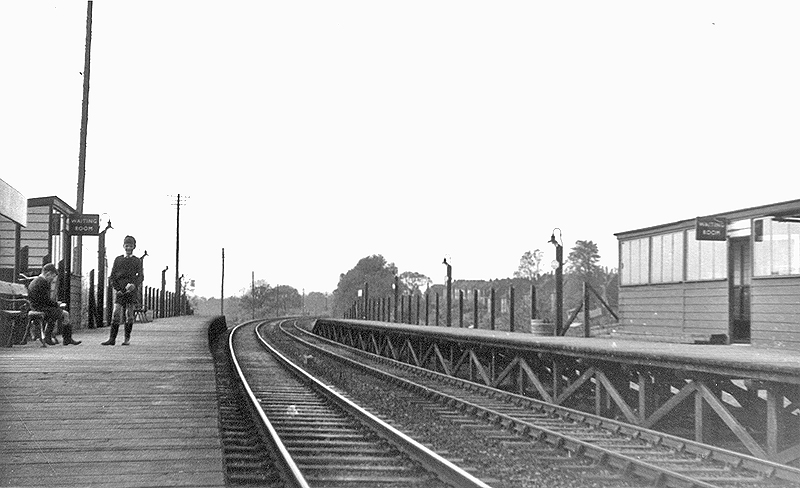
[0, 281, 49, 347]
[0, 281, 30, 347]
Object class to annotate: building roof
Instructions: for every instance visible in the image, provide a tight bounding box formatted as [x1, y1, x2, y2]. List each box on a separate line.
[614, 198, 800, 239]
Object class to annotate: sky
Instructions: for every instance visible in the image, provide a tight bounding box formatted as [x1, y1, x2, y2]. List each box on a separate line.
[2, 2, 799, 299]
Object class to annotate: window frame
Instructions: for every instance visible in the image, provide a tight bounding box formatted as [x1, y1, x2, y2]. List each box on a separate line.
[753, 217, 800, 277]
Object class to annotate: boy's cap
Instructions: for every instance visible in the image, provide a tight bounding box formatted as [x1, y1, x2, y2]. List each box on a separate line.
[43, 263, 57, 274]
[124, 235, 136, 247]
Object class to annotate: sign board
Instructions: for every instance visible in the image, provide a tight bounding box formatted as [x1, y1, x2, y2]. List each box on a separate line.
[696, 216, 727, 241]
[67, 214, 100, 235]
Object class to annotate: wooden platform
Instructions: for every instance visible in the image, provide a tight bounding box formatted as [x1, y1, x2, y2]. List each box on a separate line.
[0, 316, 226, 488]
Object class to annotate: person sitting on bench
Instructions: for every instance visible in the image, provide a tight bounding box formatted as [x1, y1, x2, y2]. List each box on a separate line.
[28, 263, 81, 346]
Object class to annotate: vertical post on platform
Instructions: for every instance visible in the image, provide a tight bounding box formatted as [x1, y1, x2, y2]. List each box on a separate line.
[97, 219, 111, 327]
[443, 258, 452, 327]
[88, 270, 96, 328]
[161, 266, 168, 319]
[531, 282, 537, 321]
[105, 281, 113, 325]
[363, 281, 369, 320]
[425, 292, 429, 325]
[435, 292, 440, 326]
[415, 294, 420, 325]
[490, 288, 496, 330]
[510, 286, 515, 332]
[458, 290, 464, 328]
[393, 275, 399, 322]
[549, 229, 564, 336]
[584, 282, 591, 337]
[473, 289, 478, 329]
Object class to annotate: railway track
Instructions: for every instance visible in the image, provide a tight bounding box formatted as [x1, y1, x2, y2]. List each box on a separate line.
[278, 318, 800, 488]
[226, 319, 494, 488]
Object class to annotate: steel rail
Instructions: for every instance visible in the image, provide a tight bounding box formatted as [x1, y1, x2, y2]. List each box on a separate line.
[288, 321, 800, 487]
[254, 319, 494, 488]
[228, 320, 310, 488]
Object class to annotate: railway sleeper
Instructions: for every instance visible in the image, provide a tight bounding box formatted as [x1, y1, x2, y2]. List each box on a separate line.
[291, 454, 407, 465]
[302, 474, 434, 486]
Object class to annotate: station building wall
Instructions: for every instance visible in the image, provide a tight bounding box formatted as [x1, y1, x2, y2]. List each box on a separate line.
[618, 281, 729, 337]
[751, 277, 800, 349]
[616, 198, 800, 351]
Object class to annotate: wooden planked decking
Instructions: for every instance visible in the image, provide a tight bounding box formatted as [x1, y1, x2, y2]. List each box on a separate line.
[0, 316, 226, 488]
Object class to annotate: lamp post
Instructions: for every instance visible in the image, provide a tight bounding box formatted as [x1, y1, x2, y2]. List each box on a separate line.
[549, 229, 563, 336]
[180, 273, 185, 316]
[443, 258, 452, 327]
[393, 275, 399, 322]
[160, 266, 169, 318]
[96, 218, 112, 327]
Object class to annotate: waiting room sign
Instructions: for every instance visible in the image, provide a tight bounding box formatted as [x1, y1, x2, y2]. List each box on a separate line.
[68, 214, 100, 235]
[696, 216, 727, 241]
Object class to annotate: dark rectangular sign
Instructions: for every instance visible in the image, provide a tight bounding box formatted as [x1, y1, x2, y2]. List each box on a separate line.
[68, 214, 100, 236]
[696, 216, 727, 241]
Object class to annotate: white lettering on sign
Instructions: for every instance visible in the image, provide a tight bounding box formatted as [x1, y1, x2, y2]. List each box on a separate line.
[696, 217, 727, 241]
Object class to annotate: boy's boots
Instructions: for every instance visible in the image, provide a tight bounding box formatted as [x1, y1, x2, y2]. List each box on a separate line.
[43, 322, 57, 346]
[62, 324, 81, 346]
[121, 322, 133, 346]
[101, 322, 120, 345]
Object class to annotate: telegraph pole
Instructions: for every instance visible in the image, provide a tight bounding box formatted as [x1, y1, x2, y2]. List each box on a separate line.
[170, 194, 189, 295]
[63, 1, 93, 318]
[220, 248, 225, 316]
[75, 1, 92, 215]
[75, 1, 93, 276]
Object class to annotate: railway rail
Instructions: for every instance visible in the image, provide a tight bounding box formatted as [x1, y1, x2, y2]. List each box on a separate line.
[277, 318, 800, 488]
[225, 319, 493, 488]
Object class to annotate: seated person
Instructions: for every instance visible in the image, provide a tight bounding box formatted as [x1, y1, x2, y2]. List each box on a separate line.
[28, 263, 81, 346]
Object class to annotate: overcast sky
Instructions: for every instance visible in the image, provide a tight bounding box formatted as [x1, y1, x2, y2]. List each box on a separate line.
[2, 1, 798, 299]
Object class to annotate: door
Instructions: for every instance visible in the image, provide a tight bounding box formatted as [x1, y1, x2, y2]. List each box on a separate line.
[729, 237, 751, 343]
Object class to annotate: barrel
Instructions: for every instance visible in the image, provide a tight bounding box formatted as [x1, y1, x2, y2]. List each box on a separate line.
[530, 319, 554, 336]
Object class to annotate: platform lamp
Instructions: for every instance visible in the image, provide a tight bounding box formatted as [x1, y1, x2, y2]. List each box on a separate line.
[393, 276, 399, 322]
[160, 266, 169, 318]
[443, 258, 452, 327]
[549, 229, 564, 336]
[96, 217, 112, 327]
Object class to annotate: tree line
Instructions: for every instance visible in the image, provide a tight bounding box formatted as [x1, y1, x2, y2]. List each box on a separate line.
[192, 240, 618, 329]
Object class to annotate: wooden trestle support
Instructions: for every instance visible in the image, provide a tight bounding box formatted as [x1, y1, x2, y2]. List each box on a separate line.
[313, 319, 800, 466]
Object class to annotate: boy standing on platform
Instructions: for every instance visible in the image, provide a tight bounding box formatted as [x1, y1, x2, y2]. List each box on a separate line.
[102, 235, 143, 346]
[28, 263, 81, 346]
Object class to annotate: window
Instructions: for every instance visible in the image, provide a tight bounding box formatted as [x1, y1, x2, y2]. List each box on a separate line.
[620, 237, 649, 285]
[754, 218, 800, 276]
[651, 231, 684, 283]
[686, 229, 726, 281]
